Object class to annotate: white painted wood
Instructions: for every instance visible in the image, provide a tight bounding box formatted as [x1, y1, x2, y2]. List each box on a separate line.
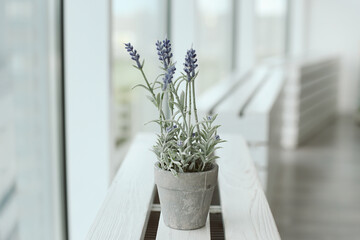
[0, 88, 18, 239]
[217, 134, 280, 240]
[86, 134, 156, 240]
[197, 70, 251, 116]
[156, 214, 210, 240]
[0, 151, 16, 208]
[241, 68, 285, 145]
[214, 67, 269, 142]
[257, 170, 268, 192]
[87, 133, 280, 239]
[216, 67, 268, 114]
[248, 145, 268, 169]
[245, 69, 284, 116]
[0, 192, 18, 240]
[198, 64, 285, 191]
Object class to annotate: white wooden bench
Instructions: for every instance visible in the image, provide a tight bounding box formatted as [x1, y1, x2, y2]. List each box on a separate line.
[86, 133, 280, 239]
[197, 65, 285, 191]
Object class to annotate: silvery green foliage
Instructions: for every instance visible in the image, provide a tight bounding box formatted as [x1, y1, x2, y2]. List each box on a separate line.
[125, 39, 225, 174]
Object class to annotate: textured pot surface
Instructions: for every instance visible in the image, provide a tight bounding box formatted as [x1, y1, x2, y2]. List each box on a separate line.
[154, 163, 218, 230]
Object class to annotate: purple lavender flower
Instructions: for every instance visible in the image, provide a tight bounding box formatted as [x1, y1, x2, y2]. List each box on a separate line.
[184, 48, 198, 82]
[166, 125, 177, 133]
[162, 65, 176, 91]
[207, 116, 212, 121]
[177, 140, 183, 147]
[124, 43, 142, 68]
[156, 38, 173, 69]
[215, 135, 220, 140]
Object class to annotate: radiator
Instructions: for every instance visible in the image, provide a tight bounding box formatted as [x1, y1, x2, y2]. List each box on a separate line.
[279, 56, 339, 149]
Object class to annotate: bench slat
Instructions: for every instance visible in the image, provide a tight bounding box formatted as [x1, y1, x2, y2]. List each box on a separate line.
[197, 70, 249, 116]
[245, 69, 284, 116]
[156, 214, 211, 240]
[213, 67, 269, 143]
[86, 134, 156, 240]
[216, 67, 268, 114]
[217, 134, 280, 240]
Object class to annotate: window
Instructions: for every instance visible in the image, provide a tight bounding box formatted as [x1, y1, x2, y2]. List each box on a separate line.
[0, 0, 65, 239]
[112, 0, 166, 151]
[111, 0, 234, 163]
[255, 0, 288, 60]
[193, 0, 233, 94]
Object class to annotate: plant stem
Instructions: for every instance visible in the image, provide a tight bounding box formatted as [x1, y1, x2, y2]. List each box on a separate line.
[159, 93, 164, 135]
[139, 67, 166, 130]
[170, 84, 188, 131]
[164, 91, 170, 119]
[184, 82, 188, 115]
[188, 81, 192, 137]
[192, 80, 200, 140]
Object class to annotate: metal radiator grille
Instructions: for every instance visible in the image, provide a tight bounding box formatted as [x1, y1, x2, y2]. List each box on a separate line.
[144, 185, 225, 239]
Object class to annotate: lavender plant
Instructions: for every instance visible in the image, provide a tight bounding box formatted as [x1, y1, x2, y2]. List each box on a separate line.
[125, 39, 224, 174]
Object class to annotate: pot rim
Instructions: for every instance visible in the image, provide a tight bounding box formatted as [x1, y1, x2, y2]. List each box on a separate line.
[154, 162, 218, 174]
[154, 162, 218, 191]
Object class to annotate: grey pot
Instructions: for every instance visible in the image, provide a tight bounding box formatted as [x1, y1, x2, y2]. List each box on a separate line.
[154, 163, 218, 230]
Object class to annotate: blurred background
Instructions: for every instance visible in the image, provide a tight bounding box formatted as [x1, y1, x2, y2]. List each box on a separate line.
[0, 0, 360, 239]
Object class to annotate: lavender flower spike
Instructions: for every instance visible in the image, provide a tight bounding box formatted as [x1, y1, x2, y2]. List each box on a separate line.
[184, 48, 198, 82]
[124, 43, 142, 68]
[166, 124, 177, 133]
[156, 38, 173, 69]
[162, 65, 176, 91]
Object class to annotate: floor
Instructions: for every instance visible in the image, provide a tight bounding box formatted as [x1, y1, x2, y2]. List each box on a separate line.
[270, 116, 360, 240]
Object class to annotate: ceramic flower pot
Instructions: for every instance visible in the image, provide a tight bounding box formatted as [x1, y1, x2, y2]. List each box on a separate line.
[154, 163, 218, 230]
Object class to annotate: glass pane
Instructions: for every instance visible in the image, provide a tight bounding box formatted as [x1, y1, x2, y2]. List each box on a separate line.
[0, 0, 64, 239]
[194, 0, 232, 94]
[112, 0, 165, 153]
[255, 0, 287, 60]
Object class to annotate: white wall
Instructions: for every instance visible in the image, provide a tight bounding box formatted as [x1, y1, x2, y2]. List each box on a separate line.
[305, 0, 360, 113]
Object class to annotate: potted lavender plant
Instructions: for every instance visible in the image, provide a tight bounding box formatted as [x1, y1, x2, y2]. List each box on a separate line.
[124, 39, 224, 230]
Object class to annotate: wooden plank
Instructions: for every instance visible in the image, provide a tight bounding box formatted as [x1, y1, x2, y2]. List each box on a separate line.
[216, 66, 268, 114]
[86, 134, 157, 240]
[212, 67, 269, 142]
[197, 69, 251, 116]
[217, 134, 280, 240]
[156, 214, 211, 240]
[0, 189, 18, 240]
[245, 69, 284, 116]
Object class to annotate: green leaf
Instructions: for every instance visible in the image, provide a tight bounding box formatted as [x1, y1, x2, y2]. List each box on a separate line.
[146, 96, 158, 108]
[180, 91, 185, 108]
[156, 93, 161, 106]
[132, 84, 149, 91]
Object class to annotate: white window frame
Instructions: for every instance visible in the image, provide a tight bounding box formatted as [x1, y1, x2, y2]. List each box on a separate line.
[64, 0, 111, 239]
